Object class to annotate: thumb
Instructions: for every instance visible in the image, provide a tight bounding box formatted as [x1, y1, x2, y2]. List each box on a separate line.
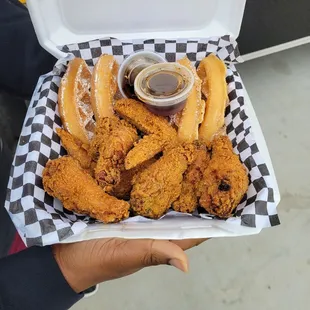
[53, 238, 189, 293]
[132, 239, 189, 272]
[103, 238, 189, 275]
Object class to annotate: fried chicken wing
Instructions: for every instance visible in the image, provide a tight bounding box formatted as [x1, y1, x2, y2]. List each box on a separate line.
[43, 156, 130, 223]
[130, 143, 196, 219]
[114, 99, 177, 169]
[110, 158, 157, 200]
[56, 128, 91, 170]
[90, 117, 138, 191]
[173, 148, 210, 213]
[198, 136, 248, 218]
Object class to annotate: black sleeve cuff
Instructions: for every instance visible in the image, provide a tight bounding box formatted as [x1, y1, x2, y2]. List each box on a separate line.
[0, 246, 83, 310]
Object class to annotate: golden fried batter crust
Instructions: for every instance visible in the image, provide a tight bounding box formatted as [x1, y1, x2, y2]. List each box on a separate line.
[198, 136, 248, 218]
[114, 99, 176, 136]
[114, 99, 177, 169]
[110, 158, 157, 200]
[125, 134, 164, 170]
[56, 128, 91, 170]
[130, 143, 197, 219]
[173, 148, 210, 213]
[89, 117, 138, 191]
[43, 156, 130, 223]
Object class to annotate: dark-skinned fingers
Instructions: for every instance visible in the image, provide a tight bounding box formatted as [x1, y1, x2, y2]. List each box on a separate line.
[170, 238, 208, 251]
[102, 238, 189, 273]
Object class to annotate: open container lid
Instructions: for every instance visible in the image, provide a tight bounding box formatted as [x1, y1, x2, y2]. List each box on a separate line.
[27, 0, 246, 59]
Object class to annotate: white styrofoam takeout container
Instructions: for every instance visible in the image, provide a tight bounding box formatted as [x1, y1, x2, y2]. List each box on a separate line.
[26, 0, 280, 242]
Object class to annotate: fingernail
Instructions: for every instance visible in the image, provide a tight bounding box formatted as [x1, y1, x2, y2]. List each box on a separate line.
[168, 259, 188, 273]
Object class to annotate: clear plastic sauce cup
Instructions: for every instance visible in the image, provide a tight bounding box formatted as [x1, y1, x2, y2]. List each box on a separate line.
[117, 51, 167, 99]
[134, 63, 194, 116]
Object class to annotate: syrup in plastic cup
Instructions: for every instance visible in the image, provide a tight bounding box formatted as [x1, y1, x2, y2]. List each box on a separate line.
[117, 51, 167, 98]
[134, 63, 194, 116]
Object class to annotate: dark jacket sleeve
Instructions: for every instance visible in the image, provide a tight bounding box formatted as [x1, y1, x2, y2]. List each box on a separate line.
[0, 0, 56, 99]
[0, 246, 83, 310]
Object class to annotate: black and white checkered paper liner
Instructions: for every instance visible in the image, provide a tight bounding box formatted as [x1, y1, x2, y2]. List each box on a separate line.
[5, 36, 279, 247]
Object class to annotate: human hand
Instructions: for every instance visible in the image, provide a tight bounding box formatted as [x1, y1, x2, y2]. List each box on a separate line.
[52, 238, 207, 293]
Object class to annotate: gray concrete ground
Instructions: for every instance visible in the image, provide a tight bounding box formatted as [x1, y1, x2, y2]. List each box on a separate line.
[72, 44, 310, 310]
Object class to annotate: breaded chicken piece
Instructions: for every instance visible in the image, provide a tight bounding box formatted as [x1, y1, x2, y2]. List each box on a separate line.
[173, 148, 210, 213]
[114, 99, 176, 136]
[125, 134, 164, 170]
[56, 128, 91, 169]
[130, 143, 197, 219]
[110, 158, 157, 200]
[89, 116, 137, 160]
[43, 156, 130, 223]
[114, 99, 177, 169]
[89, 117, 138, 191]
[88, 117, 113, 161]
[198, 136, 248, 218]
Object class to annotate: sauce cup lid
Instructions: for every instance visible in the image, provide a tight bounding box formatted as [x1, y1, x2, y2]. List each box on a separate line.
[134, 62, 194, 107]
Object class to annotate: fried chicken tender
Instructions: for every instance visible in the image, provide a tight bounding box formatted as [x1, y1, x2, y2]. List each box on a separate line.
[114, 99, 177, 169]
[172, 148, 210, 213]
[198, 136, 248, 218]
[114, 99, 176, 136]
[90, 117, 138, 191]
[130, 143, 196, 219]
[56, 128, 91, 170]
[42, 156, 130, 223]
[125, 134, 164, 170]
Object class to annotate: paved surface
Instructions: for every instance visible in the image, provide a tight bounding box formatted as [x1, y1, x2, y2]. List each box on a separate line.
[72, 44, 310, 310]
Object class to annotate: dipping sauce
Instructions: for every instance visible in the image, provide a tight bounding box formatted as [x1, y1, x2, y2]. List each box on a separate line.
[134, 63, 194, 116]
[117, 51, 167, 98]
[146, 72, 184, 96]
